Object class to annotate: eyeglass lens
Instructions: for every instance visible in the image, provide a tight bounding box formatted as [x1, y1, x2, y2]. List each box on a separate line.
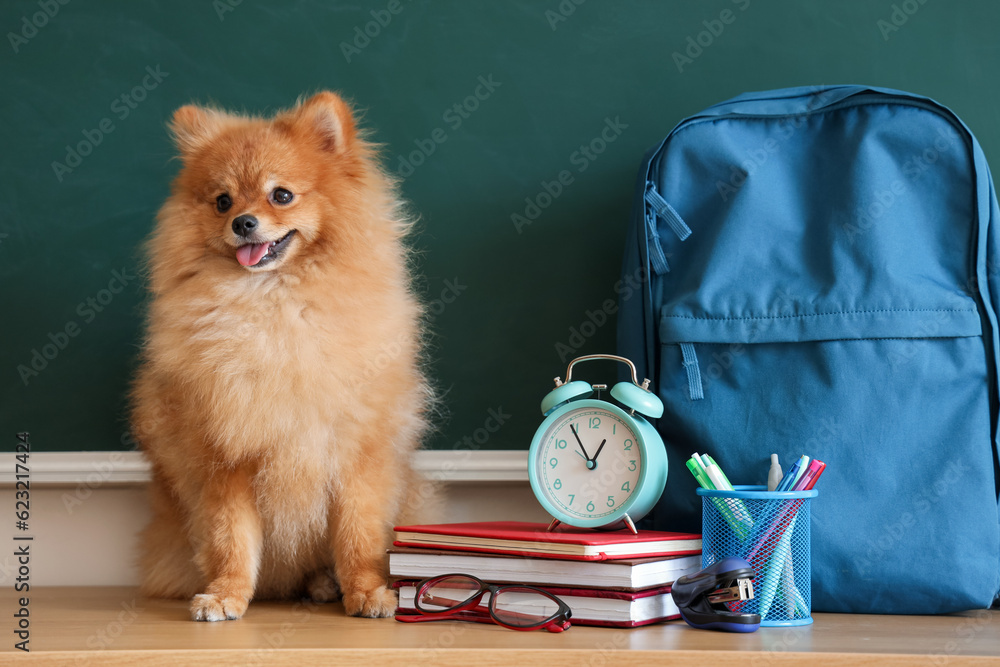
[419, 576, 564, 628]
[418, 575, 483, 612]
[491, 586, 563, 627]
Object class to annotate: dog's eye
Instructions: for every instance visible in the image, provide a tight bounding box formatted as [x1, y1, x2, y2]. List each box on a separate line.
[216, 194, 232, 213]
[272, 188, 294, 205]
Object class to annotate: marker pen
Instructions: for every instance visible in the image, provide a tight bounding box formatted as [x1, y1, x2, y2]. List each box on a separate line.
[702, 457, 733, 491]
[776, 456, 806, 492]
[689, 457, 750, 540]
[703, 455, 736, 490]
[793, 459, 827, 491]
[790, 455, 810, 488]
[686, 458, 714, 490]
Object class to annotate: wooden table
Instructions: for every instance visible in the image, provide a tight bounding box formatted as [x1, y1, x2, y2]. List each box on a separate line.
[2, 587, 998, 665]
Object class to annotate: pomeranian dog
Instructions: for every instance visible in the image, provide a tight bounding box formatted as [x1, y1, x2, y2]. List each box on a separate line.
[131, 92, 431, 621]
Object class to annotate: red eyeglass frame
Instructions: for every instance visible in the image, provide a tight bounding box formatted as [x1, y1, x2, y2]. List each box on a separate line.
[395, 573, 572, 632]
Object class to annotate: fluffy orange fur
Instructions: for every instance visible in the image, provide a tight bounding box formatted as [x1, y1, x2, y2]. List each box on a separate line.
[131, 92, 432, 621]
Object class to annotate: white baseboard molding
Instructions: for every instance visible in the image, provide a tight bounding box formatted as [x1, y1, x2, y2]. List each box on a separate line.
[0, 449, 530, 486]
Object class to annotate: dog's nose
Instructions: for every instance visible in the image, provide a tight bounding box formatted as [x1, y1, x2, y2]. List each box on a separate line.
[232, 214, 258, 237]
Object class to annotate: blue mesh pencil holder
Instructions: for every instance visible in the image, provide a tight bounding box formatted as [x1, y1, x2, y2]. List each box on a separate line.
[697, 485, 818, 627]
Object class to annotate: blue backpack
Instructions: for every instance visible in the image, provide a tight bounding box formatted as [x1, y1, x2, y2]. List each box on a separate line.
[618, 85, 1000, 614]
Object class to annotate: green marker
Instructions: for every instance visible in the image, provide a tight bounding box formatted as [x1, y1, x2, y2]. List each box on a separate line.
[704, 454, 735, 490]
[687, 455, 750, 541]
[686, 457, 714, 489]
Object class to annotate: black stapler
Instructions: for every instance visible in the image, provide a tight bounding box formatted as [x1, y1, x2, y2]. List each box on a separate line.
[671, 557, 761, 632]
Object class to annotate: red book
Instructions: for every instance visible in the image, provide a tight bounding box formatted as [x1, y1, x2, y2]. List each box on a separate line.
[394, 580, 682, 628]
[393, 521, 702, 561]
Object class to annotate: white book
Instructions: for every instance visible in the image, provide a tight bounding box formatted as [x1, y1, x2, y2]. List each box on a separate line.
[396, 581, 683, 628]
[389, 548, 701, 591]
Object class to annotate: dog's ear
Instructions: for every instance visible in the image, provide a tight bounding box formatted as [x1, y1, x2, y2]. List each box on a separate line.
[288, 91, 357, 154]
[169, 105, 225, 155]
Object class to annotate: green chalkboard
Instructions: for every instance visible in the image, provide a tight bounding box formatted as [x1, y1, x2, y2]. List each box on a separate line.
[2, 0, 999, 452]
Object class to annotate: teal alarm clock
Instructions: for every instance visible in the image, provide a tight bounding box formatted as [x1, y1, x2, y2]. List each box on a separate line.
[528, 354, 667, 534]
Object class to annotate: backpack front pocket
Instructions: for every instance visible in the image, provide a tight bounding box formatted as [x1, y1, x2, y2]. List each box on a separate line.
[654, 309, 1000, 614]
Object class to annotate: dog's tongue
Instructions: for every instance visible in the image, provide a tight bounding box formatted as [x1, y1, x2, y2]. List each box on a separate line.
[236, 242, 270, 267]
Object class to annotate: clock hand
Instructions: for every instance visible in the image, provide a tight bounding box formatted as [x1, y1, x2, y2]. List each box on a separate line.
[569, 424, 591, 462]
[590, 439, 607, 463]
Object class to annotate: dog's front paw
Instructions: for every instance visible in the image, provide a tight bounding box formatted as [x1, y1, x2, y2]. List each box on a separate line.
[342, 585, 397, 618]
[190, 593, 248, 621]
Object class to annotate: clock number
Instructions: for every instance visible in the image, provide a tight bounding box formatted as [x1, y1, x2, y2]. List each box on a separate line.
[607, 495, 615, 507]
[586, 501, 595, 512]
[589, 417, 601, 429]
[555, 439, 567, 449]
[612, 423, 616, 435]
[621, 481, 631, 492]
[623, 439, 633, 451]
[553, 479, 562, 490]
[628, 460, 637, 472]
[568, 494, 575, 505]
[549, 457, 558, 469]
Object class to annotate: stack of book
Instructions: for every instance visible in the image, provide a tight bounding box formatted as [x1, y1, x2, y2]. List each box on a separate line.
[390, 521, 702, 628]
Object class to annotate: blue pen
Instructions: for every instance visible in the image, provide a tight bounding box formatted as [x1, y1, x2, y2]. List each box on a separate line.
[776, 456, 806, 492]
[790, 455, 810, 489]
[758, 510, 798, 618]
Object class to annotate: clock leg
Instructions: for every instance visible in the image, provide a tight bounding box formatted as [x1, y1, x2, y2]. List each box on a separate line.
[546, 518, 562, 532]
[622, 514, 638, 535]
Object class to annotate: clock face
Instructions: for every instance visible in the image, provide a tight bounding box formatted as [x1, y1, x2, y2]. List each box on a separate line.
[535, 406, 643, 521]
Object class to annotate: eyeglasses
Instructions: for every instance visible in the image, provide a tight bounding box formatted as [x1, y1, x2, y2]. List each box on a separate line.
[395, 573, 572, 632]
